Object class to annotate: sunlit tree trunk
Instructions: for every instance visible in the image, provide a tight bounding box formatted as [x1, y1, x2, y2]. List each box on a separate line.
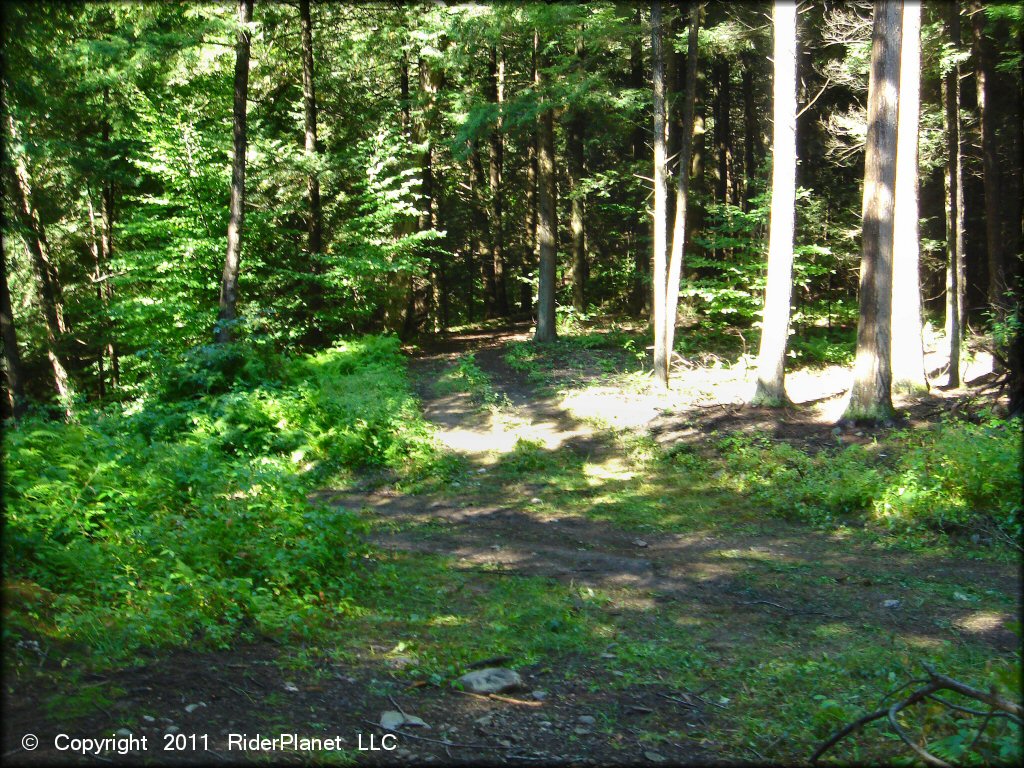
[1, 250, 26, 418]
[890, 0, 927, 393]
[569, 36, 587, 314]
[215, 0, 253, 343]
[942, 1, 964, 388]
[662, 3, 700, 386]
[752, 0, 797, 407]
[651, 0, 669, 386]
[713, 56, 731, 205]
[470, 145, 496, 316]
[534, 27, 557, 343]
[488, 45, 509, 318]
[629, 7, 649, 317]
[522, 33, 539, 315]
[299, 0, 324, 340]
[6, 112, 74, 413]
[845, 0, 901, 423]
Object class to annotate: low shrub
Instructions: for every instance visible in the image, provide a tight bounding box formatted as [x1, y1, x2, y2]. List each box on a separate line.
[3, 335, 438, 657]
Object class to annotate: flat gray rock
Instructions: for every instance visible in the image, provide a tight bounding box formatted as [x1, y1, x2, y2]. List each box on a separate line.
[380, 710, 429, 730]
[456, 667, 522, 694]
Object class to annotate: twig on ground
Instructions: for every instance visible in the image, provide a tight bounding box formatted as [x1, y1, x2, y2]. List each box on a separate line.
[451, 688, 543, 707]
[738, 599, 847, 620]
[388, 694, 408, 719]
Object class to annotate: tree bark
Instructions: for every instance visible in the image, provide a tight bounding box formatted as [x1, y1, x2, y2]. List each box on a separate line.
[6, 112, 73, 411]
[534, 29, 557, 343]
[99, 88, 118, 389]
[629, 7, 649, 317]
[971, 0, 1005, 313]
[845, 0, 901, 423]
[299, 0, 324, 340]
[741, 50, 760, 210]
[470, 145, 496, 316]
[890, 0, 927, 393]
[1, 250, 26, 418]
[713, 56, 732, 205]
[488, 45, 509, 317]
[651, 0, 669, 386]
[522, 32, 539, 315]
[942, 1, 964, 387]
[215, 0, 253, 343]
[752, 0, 797, 407]
[568, 37, 587, 313]
[662, 3, 700, 386]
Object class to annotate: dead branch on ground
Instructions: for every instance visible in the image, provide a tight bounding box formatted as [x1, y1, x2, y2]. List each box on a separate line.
[810, 664, 1021, 766]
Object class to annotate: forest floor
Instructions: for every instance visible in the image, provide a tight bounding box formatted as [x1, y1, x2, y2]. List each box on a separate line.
[4, 324, 1019, 766]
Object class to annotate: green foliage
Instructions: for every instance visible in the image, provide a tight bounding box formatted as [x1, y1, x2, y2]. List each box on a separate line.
[3, 336, 438, 656]
[712, 418, 1021, 539]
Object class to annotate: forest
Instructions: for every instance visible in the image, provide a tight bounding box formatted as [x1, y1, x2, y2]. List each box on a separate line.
[2, 0, 1022, 765]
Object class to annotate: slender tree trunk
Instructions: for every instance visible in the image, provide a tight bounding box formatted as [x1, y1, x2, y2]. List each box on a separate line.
[891, 0, 927, 393]
[87, 193, 107, 398]
[1, 250, 26, 418]
[215, 0, 253, 343]
[534, 29, 557, 343]
[942, 1, 964, 387]
[629, 7, 649, 317]
[568, 38, 587, 313]
[752, 0, 797, 407]
[6, 113, 73, 411]
[741, 50, 760, 210]
[845, 0, 901, 423]
[471, 145, 496, 316]
[688, 70, 707, 259]
[488, 45, 509, 317]
[662, 3, 700, 387]
[523, 33, 539, 315]
[713, 56, 731, 205]
[651, 0, 669, 386]
[524, 124, 538, 314]
[971, 1, 1004, 314]
[99, 87, 118, 389]
[299, 0, 324, 340]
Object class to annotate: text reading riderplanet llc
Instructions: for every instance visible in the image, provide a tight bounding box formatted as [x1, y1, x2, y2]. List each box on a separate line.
[227, 733, 396, 752]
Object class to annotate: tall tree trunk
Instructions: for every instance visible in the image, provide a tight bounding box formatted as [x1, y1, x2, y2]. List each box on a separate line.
[971, 0, 1004, 314]
[629, 7, 649, 317]
[651, 0, 669, 386]
[215, 0, 253, 343]
[404, 54, 441, 337]
[1, 250, 26, 418]
[568, 38, 587, 313]
[488, 45, 509, 317]
[87, 193, 107, 398]
[471, 145, 496, 316]
[6, 112, 73, 411]
[299, 0, 324, 340]
[522, 33, 539, 315]
[752, 0, 797, 407]
[661, 3, 700, 387]
[713, 56, 731, 205]
[845, 0, 902, 423]
[890, 0, 927, 393]
[534, 30, 557, 343]
[741, 50, 760, 210]
[99, 87, 119, 390]
[942, 1, 964, 387]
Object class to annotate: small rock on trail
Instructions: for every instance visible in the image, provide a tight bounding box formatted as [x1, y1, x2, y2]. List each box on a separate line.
[457, 667, 522, 693]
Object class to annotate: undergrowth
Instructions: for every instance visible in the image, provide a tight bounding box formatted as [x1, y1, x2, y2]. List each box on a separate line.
[3, 335, 440, 658]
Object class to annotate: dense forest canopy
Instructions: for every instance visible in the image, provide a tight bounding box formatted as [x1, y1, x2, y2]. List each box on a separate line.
[2, 0, 1020, 415]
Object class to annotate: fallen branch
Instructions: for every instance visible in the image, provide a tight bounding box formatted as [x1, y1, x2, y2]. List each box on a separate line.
[451, 688, 543, 707]
[360, 720, 519, 751]
[811, 664, 1022, 765]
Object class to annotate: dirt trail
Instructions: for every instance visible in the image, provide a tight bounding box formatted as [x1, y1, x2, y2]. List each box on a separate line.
[325, 329, 1019, 650]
